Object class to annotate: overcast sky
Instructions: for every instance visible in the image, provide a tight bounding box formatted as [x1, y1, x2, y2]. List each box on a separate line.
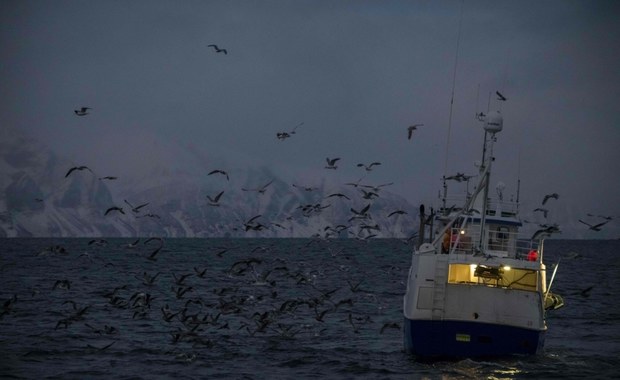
[2, 0, 619, 236]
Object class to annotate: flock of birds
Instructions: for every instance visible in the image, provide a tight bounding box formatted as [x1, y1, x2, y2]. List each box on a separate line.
[51, 45, 620, 245]
[64, 48, 431, 241]
[527, 191, 615, 240]
[59, 157, 415, 241]
[1, 236, 408, 365]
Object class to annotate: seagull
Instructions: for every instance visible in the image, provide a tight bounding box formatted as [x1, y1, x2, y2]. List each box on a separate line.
[360, 182, 393, 192]
[124, 200, 149, 213]
[207, 44, 227, 54]
[104, 206, 125, 216]
[531, 224, 560, 240]
[277, 122, 304, 140]
[242, 215, 264, 231]
[588, 214, 614, 221]
[147, 246, 163, 261]
[357, 162, 381, 171]
[208, 169, 229, 181]
[360, 189, 379, 200]
[578, 219, 609, 232]
[325, 157, 340, 169]
[207, 191, 224, 206]
[407, 124, 423, 140]
[125, 238, 140, 248]
[542, 193, 559, 205]
[137, 271, 161, 286]
[276, 132, 291, 140]
[242, 179, 274, 194]
[445, 172, 472, 182]
[496, 91, 507, 101]
[65, 166, 93, 178]
[74, 107, 91, 116]
[350, 204, 371, 220]
[387, 210, 407, 218]
[324, 193, 351, 200]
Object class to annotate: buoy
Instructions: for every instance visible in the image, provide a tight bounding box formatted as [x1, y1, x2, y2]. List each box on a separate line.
[527, 250, 538, 261]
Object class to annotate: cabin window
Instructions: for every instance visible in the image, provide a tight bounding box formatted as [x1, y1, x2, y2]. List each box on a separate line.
[448, 264, 538, 291]
[488, 226, 510, 251]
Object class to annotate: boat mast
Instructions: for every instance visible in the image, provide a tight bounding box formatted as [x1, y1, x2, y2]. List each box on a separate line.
[442, 0, 465, 211]
[477, 111, 503, 253]
[478, 132, 493, 253]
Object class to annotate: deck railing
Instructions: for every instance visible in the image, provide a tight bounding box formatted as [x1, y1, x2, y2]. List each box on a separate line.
[445, 227, 539, 260]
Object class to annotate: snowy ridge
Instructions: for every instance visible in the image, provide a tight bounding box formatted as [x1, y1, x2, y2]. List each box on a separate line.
[0, 129, 420, 238]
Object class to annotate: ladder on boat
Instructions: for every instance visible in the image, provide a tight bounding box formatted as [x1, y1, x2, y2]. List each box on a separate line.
[432, 254, 449, 319]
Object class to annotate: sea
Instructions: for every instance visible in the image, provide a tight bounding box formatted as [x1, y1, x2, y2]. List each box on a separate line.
[0, 238, 618, 379]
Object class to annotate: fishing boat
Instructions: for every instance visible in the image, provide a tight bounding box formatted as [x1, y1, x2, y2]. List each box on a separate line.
[402, 110, 564, 358]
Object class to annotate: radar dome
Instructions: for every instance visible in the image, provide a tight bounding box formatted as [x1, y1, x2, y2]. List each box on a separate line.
[484, 110, 503, 133]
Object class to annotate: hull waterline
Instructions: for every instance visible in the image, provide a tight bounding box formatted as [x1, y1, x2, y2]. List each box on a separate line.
[403, 318, 546, 358]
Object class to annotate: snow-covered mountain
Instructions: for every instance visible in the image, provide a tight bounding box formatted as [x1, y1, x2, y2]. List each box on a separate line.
[2, 128, 616, 239]
[0, 128, 420, 238]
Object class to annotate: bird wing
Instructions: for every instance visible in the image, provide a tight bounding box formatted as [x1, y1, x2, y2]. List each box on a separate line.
[104, 207, 123, 216]
[360, 204, 371, 215]
[214, 191, 224, 202]
[134, 203, 149, 211]
[261, 179, 274, 189]
[246, 214, 262, 224]
[592, 221, 609, 229]
[65, 167, 78, 177]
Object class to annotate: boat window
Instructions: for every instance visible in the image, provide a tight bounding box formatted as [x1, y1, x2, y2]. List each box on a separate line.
[448, 264, 538, 291]
[488, 226, 510, 251]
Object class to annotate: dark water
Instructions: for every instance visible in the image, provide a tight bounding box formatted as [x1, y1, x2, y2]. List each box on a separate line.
[0, 238, 618, 379]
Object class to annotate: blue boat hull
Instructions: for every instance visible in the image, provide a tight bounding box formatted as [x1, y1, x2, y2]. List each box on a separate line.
[403, 318, 545, 358]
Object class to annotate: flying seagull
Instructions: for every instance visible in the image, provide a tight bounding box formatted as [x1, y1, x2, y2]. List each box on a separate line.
[207, 191, 224, 206]
[207, 44, 227, 54]
[208, 169, 229, 181]
[276, 132, 291, 140]
[578, 219, 609, 232]
[124, 200, 149, 213]
[357, 162, 381, 171]
[325, 157, 340, 169]
[242, 179, 274, 194]
[104, 206, 125, 216]
[324, 193, 351, 200]
[65, 166, 93, 178]
[542, 193, 559, 205]
[496, 91, 507, 101]
[531, 224, 560, 240]
[74, 107, 91, 116]
[407, 124, 423, 140]
[277, 122, 304, 140]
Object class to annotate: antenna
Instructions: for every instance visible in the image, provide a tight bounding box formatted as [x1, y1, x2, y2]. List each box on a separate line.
[516, 147, 522, 207]
[442, 0, 465, 207]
